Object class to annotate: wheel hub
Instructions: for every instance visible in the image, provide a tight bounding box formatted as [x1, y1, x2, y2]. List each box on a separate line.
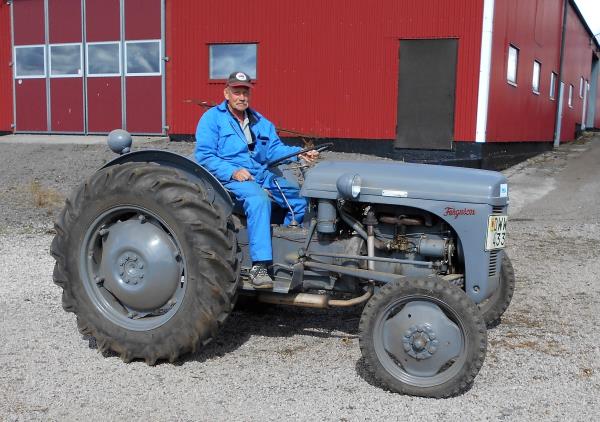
[118, 252, 146, 285]
[402, 323, 439, 360]
[383, 300, 463, 377]
[97, 218, 181, 312]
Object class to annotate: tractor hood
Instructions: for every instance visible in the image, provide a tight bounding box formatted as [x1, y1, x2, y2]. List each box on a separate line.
[301, 160, 508, 206]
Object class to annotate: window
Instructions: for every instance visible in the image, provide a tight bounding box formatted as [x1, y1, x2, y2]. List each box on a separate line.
[532, 61, 541, 94]
[550, 72, 557, 100]
[87, 42, 121, 77]
[579, 77, 584, 98]
[209, 43, 257, 80]
[50, 44, 82, 77]
[568, 84, 573, 108]
[14, 45, 46, 78]
[126, 40, 161, 75]
[507, 44, 519, 85]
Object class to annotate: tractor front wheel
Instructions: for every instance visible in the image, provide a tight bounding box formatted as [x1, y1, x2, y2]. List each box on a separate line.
[359, 277, 487, 398]
[479, 253, 515, 327]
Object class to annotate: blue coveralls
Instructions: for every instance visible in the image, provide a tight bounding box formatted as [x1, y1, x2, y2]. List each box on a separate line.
[194, 101, 306, 262]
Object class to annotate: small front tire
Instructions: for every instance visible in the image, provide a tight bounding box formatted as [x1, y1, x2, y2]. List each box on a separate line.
[479, 253, 515, 327]
[359, 277, 487, 398]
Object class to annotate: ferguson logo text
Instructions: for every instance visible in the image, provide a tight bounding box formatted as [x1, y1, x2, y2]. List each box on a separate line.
[443, 207, 476, 218]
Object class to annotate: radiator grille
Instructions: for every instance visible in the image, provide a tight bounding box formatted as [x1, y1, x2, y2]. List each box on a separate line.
[491, 206, 505, 215]
[488, 250, 500, 277]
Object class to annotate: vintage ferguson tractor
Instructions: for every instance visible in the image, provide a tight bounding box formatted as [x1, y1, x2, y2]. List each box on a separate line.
[51, 130, 514, 398]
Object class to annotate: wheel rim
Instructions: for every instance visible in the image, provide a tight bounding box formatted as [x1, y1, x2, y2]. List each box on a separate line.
[79, 206, 187, 331]
[373, 295, 467, 387]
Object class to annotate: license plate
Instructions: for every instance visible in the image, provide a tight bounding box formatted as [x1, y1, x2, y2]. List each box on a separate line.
[486, 215, 507, 250]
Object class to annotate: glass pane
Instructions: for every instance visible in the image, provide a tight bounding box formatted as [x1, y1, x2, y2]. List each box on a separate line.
[88, 43, 120, 75]
[568, 85, 573, 107]
[532, 61, 540, 92]
[127, 42, 160, 74]
[51, 44, 81, 76]
[507, 46, 518, 84]
[15, 46, 45, 77]
[209, 44, 257, 79]
[550, 72, 556, 99]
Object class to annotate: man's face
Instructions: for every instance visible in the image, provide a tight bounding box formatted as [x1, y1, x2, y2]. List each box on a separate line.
[224, 86, 251, 112]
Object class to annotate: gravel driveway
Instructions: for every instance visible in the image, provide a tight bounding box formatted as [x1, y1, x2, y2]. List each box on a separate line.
[0, 136, 598, 421]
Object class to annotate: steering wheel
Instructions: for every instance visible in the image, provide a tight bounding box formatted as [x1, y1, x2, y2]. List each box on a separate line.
[267, 143, 333, 168]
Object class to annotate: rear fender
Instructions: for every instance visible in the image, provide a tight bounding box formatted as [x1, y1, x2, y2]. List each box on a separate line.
[101, 150, 234, 215]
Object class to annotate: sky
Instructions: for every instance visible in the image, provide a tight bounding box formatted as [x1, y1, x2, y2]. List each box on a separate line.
[574, 0, 600, 41]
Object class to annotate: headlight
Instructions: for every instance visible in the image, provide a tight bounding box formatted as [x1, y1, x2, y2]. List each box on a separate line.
[336, 173, 362, 199]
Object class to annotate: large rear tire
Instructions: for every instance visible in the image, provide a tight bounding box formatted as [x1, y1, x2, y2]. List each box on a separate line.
[479, 254, 515, 327]
[359, 277, 487, 398]
[50, 162, 239, 364]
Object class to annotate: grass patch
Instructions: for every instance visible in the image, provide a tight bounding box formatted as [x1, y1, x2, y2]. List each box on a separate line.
[29, 180, 64, 209]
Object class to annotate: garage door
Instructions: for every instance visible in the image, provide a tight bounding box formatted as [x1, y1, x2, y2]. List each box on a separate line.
[11, 0, 164, 135]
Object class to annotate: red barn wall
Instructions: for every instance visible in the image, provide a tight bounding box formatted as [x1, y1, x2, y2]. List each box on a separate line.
[166, 0, 484, 141]
[0, 3, 13, 132]
[560, 5, 595, 141]
[486, 0, 564, 142]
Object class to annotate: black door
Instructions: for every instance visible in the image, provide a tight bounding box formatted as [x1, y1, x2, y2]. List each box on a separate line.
[395, 39, 458, 150]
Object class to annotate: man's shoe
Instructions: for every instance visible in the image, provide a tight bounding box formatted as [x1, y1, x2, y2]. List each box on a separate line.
[249, 263, 273, 289]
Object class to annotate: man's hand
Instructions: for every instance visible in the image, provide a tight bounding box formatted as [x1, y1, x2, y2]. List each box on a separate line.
[232, 168, 254, 182]
[299, 150, 319, 163]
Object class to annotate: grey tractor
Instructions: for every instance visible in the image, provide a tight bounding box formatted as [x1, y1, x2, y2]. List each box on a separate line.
[50, 129, 514, 398]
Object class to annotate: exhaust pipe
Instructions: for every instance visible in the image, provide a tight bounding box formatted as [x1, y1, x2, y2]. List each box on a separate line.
[257, 286, 373, 309]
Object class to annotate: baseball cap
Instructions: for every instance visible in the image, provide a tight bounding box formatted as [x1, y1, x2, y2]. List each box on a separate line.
[226, 71, 253, 88]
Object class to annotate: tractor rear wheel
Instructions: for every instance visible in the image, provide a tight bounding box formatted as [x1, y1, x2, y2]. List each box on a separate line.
[50, 162, 239, 364]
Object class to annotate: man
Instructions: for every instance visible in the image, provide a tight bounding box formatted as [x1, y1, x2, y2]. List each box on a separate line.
[195, 71, 318, 289]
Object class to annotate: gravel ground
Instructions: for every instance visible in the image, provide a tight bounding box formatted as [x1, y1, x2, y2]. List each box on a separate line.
[0, 136, 599, 421]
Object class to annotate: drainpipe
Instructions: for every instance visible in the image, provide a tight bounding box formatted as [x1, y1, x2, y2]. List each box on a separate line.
[553, 0, 569, 148]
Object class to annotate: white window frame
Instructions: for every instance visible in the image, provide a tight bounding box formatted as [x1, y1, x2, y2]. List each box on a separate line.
[14, 44, 46, 79]
[125, 40, 162, 76]
[49, 43, 83, 78]
[550, 72, 557, 100]
[507, 44, 519, 86]
[86, 41, 122, 77]
[208, 43, 258, 80]
[532, 60, 541, 94]
[579, 77, 584, 98]
[568, 84, 573, 108]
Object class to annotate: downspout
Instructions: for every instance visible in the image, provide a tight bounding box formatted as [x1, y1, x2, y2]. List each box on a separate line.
[475, 0, 495, 143]
[553, 0, 569, 148]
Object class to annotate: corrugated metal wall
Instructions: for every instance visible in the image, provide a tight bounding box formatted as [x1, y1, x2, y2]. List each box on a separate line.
[0, 3, 13, 132]
[166, 0, 484, 141]
[560, 5, 596, 140]
[487, 0, 599, 142]
[486, 0, 564, 142]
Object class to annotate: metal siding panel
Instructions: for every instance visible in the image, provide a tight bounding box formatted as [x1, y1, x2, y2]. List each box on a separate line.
[487, 0, 565, 142]
[0, 3, 13, 131]
[167, 0, 483, 141]
[125, 76, 162, 133]
[559, 5, 594, 141]
[50, 78, 84, 132]
[125, 0, 161, 40]
[85, 0, 120, 42]
[13, 0, 45, 45]
[86, 77, 122, 132]
[48, 0, 82, 43]
[15, 79, 47, 131]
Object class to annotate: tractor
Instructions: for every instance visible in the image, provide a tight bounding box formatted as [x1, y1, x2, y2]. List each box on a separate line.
[51, 130, 514, 398]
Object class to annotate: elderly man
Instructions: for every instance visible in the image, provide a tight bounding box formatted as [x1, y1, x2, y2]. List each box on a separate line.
[195, 71, 318, 288]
